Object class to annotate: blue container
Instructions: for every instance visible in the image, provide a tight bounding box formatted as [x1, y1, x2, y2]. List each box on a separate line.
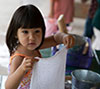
[66, 38, 93, 69]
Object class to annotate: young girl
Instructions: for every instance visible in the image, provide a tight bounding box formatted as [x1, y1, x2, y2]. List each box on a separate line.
[5, 4, 75, 89]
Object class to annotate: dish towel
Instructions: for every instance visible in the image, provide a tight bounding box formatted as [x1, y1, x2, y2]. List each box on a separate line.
[30, 46, 67, 89]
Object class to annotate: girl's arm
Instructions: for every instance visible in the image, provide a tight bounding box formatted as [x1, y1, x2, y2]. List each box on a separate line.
[5, 56, 36, 89]
[40, 35, 58, 49]
[5, 56, 25, 89]
[40, 32, 85, 49]
[40, 32, 75, 49]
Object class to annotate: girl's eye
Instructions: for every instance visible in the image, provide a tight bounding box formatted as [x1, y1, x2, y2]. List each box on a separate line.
[22, 30, 28, 34]
[35, 30, 40, 33]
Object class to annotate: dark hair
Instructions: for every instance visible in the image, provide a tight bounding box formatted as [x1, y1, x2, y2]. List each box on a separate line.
[6, 4, 46, 55]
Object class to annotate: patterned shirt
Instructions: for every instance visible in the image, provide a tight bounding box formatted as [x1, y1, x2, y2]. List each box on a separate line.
[9, 51, 41, 89]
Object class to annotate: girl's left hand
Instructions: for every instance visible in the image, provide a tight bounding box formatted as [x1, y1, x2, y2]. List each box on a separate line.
[63, 34, 75, 49]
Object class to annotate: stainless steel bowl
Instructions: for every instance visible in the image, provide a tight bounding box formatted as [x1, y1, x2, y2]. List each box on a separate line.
[71, 69, 100, 89]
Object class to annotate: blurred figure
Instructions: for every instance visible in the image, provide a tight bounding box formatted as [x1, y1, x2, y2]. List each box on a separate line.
[92, 0, 100, 50]
[48, 0, 74, 27]
[82, 0, 98, 39]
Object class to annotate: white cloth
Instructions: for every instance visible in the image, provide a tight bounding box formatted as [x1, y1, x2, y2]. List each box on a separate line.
[30, 46, 67, 89]
[92, 28, 100, 50]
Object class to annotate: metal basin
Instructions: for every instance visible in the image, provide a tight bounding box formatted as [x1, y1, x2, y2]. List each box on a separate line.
[71, 69, 100, 89]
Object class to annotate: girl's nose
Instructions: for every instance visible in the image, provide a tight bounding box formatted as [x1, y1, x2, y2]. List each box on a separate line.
[29, 34, 35, 40]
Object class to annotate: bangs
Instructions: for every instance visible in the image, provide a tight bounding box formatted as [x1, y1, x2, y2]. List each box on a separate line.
[19, 12, 44, 29]
[15, 4, 45, 29]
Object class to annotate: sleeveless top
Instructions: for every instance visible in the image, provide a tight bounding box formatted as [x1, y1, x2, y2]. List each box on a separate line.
[9, 51, 41, 89]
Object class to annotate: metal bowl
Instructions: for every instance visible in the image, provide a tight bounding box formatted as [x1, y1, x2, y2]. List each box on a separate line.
[71, 69, 100, 89]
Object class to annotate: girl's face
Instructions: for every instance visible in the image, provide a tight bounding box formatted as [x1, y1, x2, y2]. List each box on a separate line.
[17, 27, 42, 51]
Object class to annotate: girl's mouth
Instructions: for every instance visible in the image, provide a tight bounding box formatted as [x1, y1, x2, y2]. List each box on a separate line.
[28, 43, 36, 45]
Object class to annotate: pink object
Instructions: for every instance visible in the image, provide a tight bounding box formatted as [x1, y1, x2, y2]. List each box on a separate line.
[44, 17, 58, 37]
[53, 0, 74, 24]
[67, 26, 72, 31]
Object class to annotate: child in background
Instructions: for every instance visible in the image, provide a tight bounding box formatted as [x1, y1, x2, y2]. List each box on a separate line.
[5, 4, 76, 89]
[48, 0, 74, 27]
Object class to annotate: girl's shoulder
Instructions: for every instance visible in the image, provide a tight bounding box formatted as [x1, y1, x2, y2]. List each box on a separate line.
[10, 50, 41, 65]
[8, 53, 25, 75]
[10, 53, 26, 65]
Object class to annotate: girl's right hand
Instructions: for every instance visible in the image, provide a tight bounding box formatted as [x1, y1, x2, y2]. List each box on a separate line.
[63, 34, 75, 49]
[20, 57, 39, 72]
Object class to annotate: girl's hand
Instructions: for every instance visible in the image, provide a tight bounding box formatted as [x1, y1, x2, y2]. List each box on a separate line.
[63, 34, 75, 49]
[20, 57, 39, 72]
